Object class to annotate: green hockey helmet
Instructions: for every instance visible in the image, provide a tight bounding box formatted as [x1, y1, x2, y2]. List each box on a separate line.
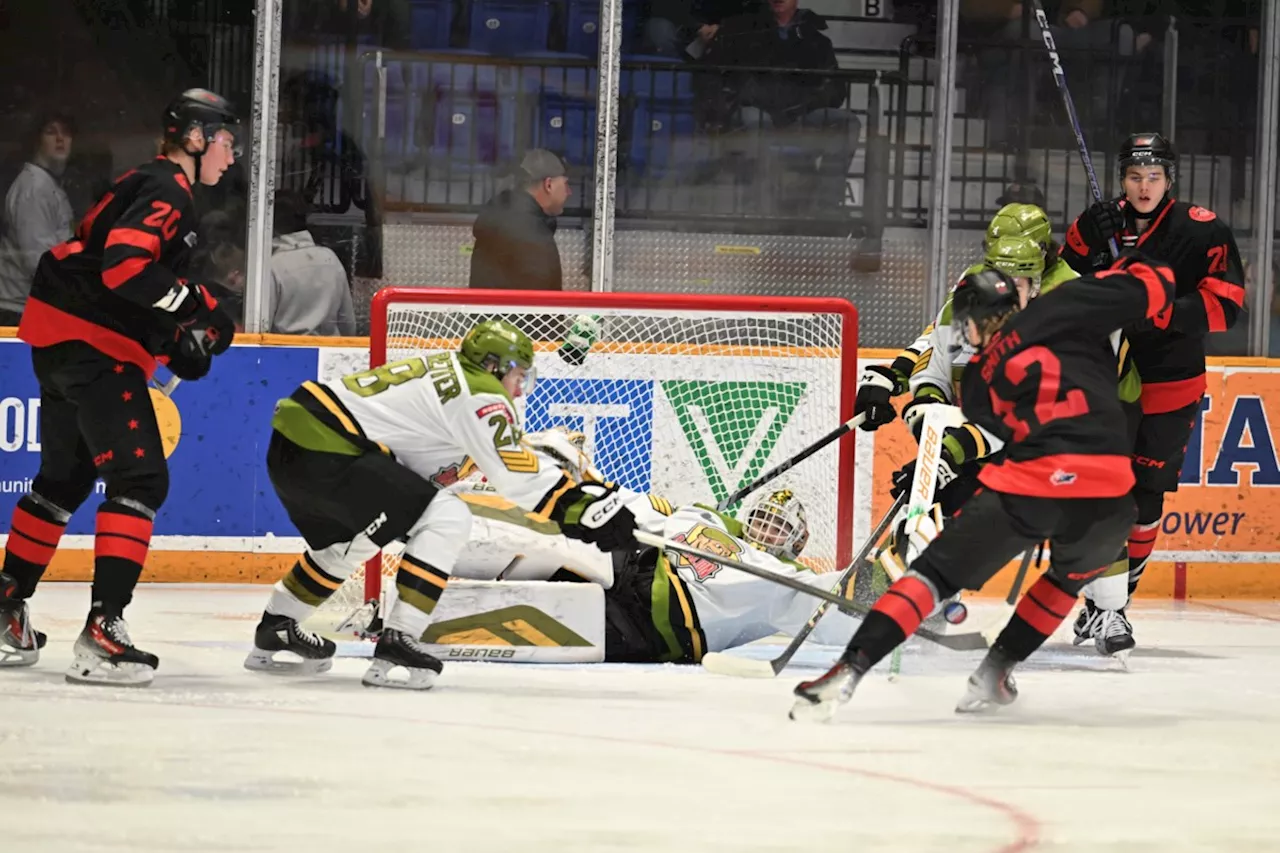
[985, 203, 1053, 253]
[460, 319, 535, 386]
[984, 235, 1046, 296]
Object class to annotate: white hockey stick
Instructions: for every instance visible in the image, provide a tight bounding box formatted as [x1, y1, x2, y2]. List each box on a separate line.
[700, 491, 908, 678]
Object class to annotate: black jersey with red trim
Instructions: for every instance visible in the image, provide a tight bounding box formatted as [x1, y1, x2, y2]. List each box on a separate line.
[1061, 199, 1245, 414]
[960, 259, 1176, 499]
[17, 158, 199, 378]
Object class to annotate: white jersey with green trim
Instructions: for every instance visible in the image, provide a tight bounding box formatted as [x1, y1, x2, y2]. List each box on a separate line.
[657, 505, 857, 652]
[324, 353, 567, 512]
[908, 294, 970, 403]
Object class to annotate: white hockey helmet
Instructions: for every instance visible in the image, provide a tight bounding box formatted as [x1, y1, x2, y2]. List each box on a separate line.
[743, 489, 810, 561]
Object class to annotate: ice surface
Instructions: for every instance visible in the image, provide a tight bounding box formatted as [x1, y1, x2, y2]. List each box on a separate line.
[4, 584, 1279, 853]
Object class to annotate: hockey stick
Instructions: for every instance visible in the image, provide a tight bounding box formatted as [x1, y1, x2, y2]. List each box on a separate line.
[1029, 0, 1119, 258]
[715, 413, 866, 512]
[701, 491, 909, 678]
[979, 547, 1037, 647]
[636, 530, 989, 651]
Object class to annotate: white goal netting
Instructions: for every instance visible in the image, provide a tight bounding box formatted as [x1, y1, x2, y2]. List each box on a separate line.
[319, 291, 858, 621]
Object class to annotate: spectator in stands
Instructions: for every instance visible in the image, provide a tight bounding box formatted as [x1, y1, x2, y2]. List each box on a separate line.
[470, 149, 569, 292]
[643, 0, 761, 59]
[0, 112, 74, 326]
[191, 210, 247, 329]
[708, 0, 855, 218]
[267, 190, 356, 336]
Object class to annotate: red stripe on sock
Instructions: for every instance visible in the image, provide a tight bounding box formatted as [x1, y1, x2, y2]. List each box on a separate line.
[96, 534, 150, 565]
[870, 576, 936, 638]
[1015, 577, 1077, 635]
[97, 511, 154, 541]
[5, 530, 57, 565]
[11, 506, 67, 546]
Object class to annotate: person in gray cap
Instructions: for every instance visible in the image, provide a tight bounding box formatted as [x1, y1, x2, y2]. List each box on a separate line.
[469, 149, 570, 292]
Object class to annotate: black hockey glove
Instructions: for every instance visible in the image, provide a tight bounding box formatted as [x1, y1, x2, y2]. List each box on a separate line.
[553, 483, 639, 552]
[889, 427, 968, 501]
[162, 345, 212, 381]
[1078, 199, 1125, 248]
[854, 365, 901, 431]
[174, 283, 236, 357]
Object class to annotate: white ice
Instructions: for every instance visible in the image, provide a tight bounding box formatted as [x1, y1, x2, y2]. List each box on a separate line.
[4, 584, 1279, 853]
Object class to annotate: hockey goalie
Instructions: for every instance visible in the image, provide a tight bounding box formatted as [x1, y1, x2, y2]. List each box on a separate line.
[438, 428, 861, 663]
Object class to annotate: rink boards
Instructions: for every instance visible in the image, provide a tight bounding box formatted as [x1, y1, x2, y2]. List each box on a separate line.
[0, 335, 1277, 598]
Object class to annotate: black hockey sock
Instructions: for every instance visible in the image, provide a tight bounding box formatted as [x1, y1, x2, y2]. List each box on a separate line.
[394, 553, 450, 618]
[845, 574, 937, 668]
[279, 553, 345, 607]
[3, 495, 71, 598]
[994, 575, 1078, 662]
[92, 500, 154, 612]
[1127, 521, 1158, 596]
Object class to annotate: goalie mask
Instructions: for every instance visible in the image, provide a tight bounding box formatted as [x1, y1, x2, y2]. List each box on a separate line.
[743, 490, 809, 561]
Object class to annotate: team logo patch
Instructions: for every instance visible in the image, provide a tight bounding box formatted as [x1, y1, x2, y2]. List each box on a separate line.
[671, 524, 742, 582]
[475, 402, 512, 421]
[1189, 206, 1216, 222]
[1050, 469, 1077, 486]
[429, 463, 465, 487]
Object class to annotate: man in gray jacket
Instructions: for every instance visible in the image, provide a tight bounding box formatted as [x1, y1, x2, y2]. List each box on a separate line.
[267, 190, 356, 335]
[469, 149, 569, 292]
[0, 113, 75, 325]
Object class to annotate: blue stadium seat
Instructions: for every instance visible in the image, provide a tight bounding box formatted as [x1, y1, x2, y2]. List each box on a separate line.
[415, 62, 522, 171]
[535, 93, 596, 166]
[564, 0, 599, 56]
[409, 0, 455, 50]
[468, 0, 552, 55]
[625, 98, 696, 177]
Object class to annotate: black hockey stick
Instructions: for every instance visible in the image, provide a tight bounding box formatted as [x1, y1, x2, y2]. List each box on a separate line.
[702, 491, 909, 677]
[715, 413, 866, 512]
[636, 530, 989, 652]
[1029, 0, 1119, 257]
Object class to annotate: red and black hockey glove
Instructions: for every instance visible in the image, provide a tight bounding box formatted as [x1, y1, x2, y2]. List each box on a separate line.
[175, 283, 235, 357]
[1078, 199, 1126, 248]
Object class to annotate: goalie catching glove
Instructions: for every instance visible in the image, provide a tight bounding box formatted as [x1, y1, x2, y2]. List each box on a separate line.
[551, 482, 640, 552]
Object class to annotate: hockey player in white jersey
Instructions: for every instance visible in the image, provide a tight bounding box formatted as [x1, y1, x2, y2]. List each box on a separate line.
[443, 430, 858, 661]
[244, 320, 646, 689]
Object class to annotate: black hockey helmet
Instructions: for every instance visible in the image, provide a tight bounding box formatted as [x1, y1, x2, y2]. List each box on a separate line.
[162, 89, 242, 157]
[1118, 132, 1175, 182]
[952, 269, 1021, 339]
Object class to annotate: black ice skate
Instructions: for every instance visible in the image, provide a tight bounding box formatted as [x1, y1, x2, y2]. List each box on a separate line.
[1072, 599, 1101, 646]
[0, 572, 45, 667]
[956, 648, 1019, 714]
[244, 612, 336, 675]
[66, 607, 159, 687]
[790, 651, 870, 723]
[1094, 608, 1135, 663]
[362, 629, 443, 691]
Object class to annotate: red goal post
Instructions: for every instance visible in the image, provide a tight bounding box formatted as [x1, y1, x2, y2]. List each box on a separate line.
[360, 287, 859, 607]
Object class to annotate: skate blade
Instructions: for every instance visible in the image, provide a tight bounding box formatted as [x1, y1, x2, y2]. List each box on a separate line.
[955, 696, 1002, 714]
[243, 648, 334, 676]
[0, 644, 39, 667]
[65, 656, 154, 687]
[361, 658, 437, 691]
[788, 693, 842, 723]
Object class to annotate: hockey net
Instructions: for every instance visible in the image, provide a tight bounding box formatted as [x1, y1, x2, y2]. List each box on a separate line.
[321, 288, 858, 622]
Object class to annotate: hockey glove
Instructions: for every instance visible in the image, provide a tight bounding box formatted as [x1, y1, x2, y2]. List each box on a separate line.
[161, 346, 212, 381]
[553, 483, 639, 552]
[1078, 199, 1126, 248]
[854, 365, 902, 431]
[889, 431, 965, 501]
[174, 284, 236, 357]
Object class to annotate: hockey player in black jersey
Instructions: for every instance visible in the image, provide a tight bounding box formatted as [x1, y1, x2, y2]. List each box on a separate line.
[0, 89, 239, 685]
[790, 255, 1176, 722]
[1062, 133, 1246, 648]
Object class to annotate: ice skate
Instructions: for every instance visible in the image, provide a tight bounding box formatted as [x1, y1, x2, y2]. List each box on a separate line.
[362, 629, 443, 690]
[1094, 608, 1135, 664]
[0, 572, 45, 667]
[790, 652, 868, 723]
[1072, 599, 1102, 646]
[66, 608, 159, 687]
[244, 612, 336, 675]
[956, 649, 1019, 714]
